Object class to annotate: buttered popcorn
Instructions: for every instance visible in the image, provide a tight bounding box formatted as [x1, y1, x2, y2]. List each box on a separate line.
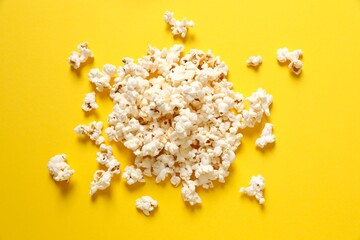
[276, 48, 303, 75]
[99, 44, 273, 205]
[164, 11, 194, 38]
[47, 154, 75, 182]
[68, 42, 93, 69]
[240, 174, 265, 204]
[256, 123, 275, 148]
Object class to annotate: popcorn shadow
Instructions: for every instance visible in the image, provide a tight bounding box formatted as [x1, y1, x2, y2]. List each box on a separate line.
[70, 57, 94, 78]
[124, 182, 145, 192]
[49, 175, 74, 196]
[184, 202, 202, 212]
[239, 192, 266, 211]
[247, 65, 262, 72]
[84, 109, 101, 119]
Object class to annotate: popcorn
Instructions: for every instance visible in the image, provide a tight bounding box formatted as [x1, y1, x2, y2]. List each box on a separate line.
[82, 92, 98, 112]
[88, 64, 117, 92]
[164, 11, 194, 38]
[101, 45, 273, 205]
[181, 181, 202, 206]
[240, 174, 265, 204]
[256, 123, 275, 148]
[96, 144, 121, 174]
[276, 48, 303, 75]
[136, 196, 158, 216]
[246, 56, 262, 67]
[122, 166, 145, 185]
[90, 170, 112, 195]
[74, 121, 105, 145]
[68, 42, 93, 69]
[47, 154, 75, 182]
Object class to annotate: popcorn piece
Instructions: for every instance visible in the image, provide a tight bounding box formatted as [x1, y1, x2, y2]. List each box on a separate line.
[276, 48, 303, 75]
[104, 45, 273, 205]
[240, 174, 265, 204]
[164, 11, 194, 38]
[90, 170, 112, 195]
[68, 42, 93, 69]
[88, 64, 117, 92]
[246, 56, 262, 67]
[255, 123, 275, 148]
[181, 181, 202, 206]
[74, 121, 105, 145]
[47, 154, 75, 182]
[122, 165, 145, 185]
[96, 144, 121, 175]
[82, 92, 98, 112]
[136, 196, 158, 216]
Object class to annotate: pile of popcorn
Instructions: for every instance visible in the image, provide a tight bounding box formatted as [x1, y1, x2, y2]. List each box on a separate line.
[84, 44, 273, 206]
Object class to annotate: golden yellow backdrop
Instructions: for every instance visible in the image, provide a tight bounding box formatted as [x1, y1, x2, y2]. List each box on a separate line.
[0, 0, 359, 239]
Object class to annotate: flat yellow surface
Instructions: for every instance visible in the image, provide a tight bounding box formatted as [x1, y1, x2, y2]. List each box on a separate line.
[1, 0, 360, 239]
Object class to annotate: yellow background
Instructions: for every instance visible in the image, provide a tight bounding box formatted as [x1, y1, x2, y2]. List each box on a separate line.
[1, 0, 360, 239]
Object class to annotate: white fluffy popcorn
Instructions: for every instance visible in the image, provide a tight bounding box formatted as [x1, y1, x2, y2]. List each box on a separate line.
[122, 166, 145, 185]
[82, 92, 98, 112]
[89, 144, 120, 195]
[68, 42, 93, 69]
[240, 174, 265, 205]
[164, 11, 194, 38]
[88, 64, 117, 92]
[256, 123, 275, 148]
[89, 170, 112, 195]
[246, 56, 262, 67]
[74, 121, 105, 145]
[47, 154, 75, 182]
[276, 48, 303, 75]
[100, 44, 273, 205]
[136, 196, 158, 216]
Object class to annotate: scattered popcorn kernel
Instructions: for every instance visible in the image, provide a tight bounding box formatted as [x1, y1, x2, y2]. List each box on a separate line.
[68, 42, 93, 69]
[47, 154, 75, 182]
[246, 56, 262, 67]
[240, 174, 265, 205]
[122, 165, 145, 185]
[136, 196, 158, 216]
[96, 144, 121, 175]
[256, 123, 275, 148]
[164, 11, 194, 38]
[82, 92, 98, 112]
[89, 170, 112, 195]
[88, 64, 115, 92]
[181, 181, 202, 206]
[74, 121, 105, 145]
[277, 47, 303, 75]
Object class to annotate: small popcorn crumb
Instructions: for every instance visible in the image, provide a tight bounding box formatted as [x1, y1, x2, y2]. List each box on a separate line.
[136, 196, 158, 216]
[47, 154, 75, 182]
[82, 92, 98, 112]
[240, 174, 265, 205]
[68, 42, 93, 69]
[164, 11, 194, 38]
[122, 165, 145, 185]
[276, 48, 303, 75]
[74, 121, 105, 145]
[246, 56, 262, 67]
[256, 123, 275, 148]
